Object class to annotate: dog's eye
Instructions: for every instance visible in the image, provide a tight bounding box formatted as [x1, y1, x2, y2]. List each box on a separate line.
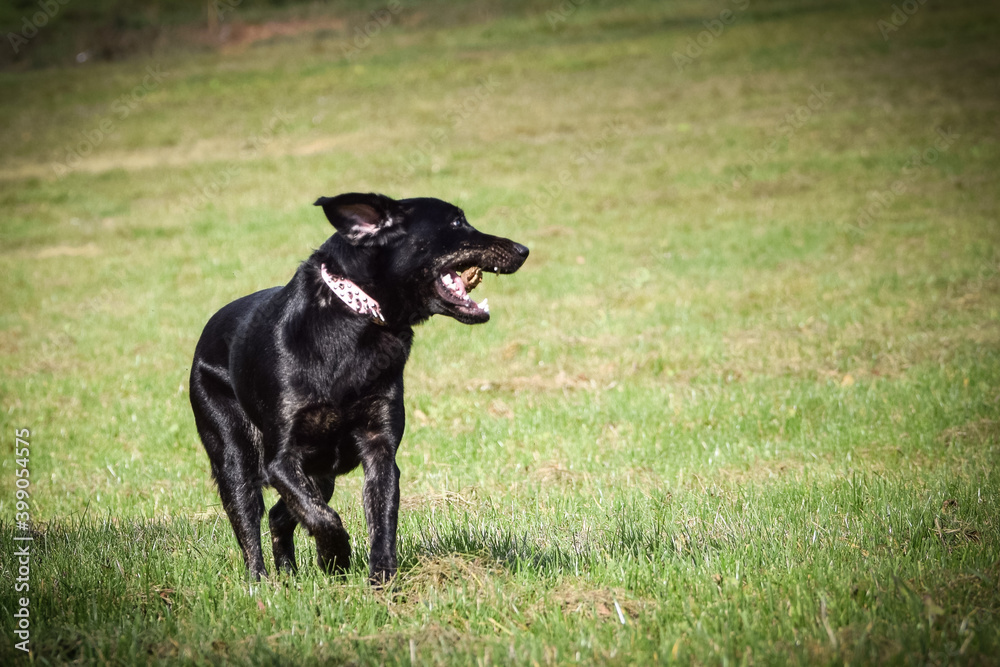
[450, 219, 464, 228]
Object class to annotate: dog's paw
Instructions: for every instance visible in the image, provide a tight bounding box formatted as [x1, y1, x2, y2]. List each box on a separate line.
[368, 567, 397, 589]
[318, 553, 350, 575]
[272, 537, 298, 574]
[274, 554, 297, 574]
[316, 530, 352, 575]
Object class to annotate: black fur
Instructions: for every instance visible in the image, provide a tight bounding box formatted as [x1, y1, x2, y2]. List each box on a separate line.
[189, 193, 528, 584]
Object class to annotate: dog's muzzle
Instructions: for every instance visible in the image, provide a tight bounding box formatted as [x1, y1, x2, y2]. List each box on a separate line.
[433, 242, 529, 324]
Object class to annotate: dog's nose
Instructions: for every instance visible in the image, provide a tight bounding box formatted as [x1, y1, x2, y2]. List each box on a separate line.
[513, 243, 529, 258]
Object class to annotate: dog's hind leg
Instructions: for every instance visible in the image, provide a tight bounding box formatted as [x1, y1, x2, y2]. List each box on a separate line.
[268, 499, 297, 574]
[215, 452, 267, 580]
[191, 364, 268, 580]
[269, 475, 335, 573]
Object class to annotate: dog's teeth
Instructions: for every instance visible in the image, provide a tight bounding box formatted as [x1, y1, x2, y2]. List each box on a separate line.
[442, 274, 453, 285]
[481, 298, 488, 308]
[493, 266, 499, 273]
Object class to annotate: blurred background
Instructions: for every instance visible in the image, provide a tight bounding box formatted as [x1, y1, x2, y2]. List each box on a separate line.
[1, 0, 998, 663]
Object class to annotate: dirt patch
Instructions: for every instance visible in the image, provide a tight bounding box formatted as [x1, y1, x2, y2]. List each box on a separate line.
[931, 498, 985, 548]
[5, 14, 348, 69]
[0, 329, 22, 358]
[469, 370, 610, 393]
[534, 225, 577, 238]
[539, 582, 648, 623]
[528, 461, 591, 488]
[206, 18, 347, 54]
[940, 418, 1000, 446]
[714, 459, 810, 486]
[399, 554, 502, 595]
[191, 508, 225, 522]
[35, 243, 102, 259]
[399, 489, 478, 511]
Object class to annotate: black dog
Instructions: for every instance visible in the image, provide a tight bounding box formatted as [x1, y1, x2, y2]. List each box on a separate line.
[189, 193, 528, 584]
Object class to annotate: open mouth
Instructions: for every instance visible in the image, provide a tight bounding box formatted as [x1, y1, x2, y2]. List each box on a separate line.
[435, 266, 491, 319]
[430, 241, 528, 324]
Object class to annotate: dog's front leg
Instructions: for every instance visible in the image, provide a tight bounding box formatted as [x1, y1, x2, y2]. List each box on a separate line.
[360, 438, 400, 586]
[268, 448, 352, 575]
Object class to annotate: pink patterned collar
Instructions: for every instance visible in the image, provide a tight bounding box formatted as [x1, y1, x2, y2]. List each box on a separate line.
[320, 264, 385, 325]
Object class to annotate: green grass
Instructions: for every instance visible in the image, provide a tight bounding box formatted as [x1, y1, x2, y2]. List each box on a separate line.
[1, 0, 999, 663]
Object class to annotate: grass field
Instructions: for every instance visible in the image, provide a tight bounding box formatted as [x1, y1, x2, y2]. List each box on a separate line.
[1, 0, 999, 663]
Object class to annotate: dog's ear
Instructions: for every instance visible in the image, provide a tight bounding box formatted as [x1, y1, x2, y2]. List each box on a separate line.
[314, 193, 402, 245]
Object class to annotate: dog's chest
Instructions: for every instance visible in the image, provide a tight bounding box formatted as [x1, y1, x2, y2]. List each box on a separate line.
[295, 415, 362, 476]
[295, 403, 342, 436]
[289, 390, 368, 436]
[290, 393, 388, 474]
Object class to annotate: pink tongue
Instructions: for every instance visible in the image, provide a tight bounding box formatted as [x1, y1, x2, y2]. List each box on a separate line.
[451, 272, 467, 297]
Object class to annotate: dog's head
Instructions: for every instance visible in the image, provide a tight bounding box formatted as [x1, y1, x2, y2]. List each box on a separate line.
[314, 193, 528, 325]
